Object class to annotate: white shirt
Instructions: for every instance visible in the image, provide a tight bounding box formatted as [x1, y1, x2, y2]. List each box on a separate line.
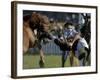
[77, 38, 89, 49]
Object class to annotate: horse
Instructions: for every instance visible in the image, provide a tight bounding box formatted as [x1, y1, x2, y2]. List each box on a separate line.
[80, 13, 91, 65]
[23, 12, 51, 67]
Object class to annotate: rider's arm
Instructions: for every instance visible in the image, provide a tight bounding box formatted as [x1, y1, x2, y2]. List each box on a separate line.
[72, 33, 81, 45]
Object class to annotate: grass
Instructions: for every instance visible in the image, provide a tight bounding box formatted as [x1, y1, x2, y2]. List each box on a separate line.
[23, 53, 80, 69]
[23, 54, 62, 69]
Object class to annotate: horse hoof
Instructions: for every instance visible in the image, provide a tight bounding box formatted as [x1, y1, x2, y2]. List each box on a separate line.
[39, 60, 45, 68]
[78, 53, 85, 60]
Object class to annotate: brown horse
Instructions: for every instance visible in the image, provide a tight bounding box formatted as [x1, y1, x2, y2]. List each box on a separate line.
[23, 12, 50, 67]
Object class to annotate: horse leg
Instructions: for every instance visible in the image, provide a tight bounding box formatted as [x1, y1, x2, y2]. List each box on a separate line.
[62, 51, 66, 67]
[82, 51, 88, 66]
[78, 48, 88, 66]
[39, 49, 45, 68]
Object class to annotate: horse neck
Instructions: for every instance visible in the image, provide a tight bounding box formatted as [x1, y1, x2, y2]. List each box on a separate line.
[25, 24, 37, 43]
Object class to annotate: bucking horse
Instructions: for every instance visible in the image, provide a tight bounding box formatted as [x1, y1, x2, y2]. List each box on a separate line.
[23, 12, 52, 68]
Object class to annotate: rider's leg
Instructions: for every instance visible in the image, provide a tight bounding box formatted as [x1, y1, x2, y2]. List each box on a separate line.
[62, 51, 70, 67]
[54, 38, 70, 67]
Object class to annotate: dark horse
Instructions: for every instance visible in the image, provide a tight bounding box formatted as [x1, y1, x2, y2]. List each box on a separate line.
[80, 13, 91, 65]
[23, 12, 51, 67]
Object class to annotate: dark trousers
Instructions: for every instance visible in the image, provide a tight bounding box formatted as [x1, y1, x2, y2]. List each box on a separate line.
[54, 39, 79, 67]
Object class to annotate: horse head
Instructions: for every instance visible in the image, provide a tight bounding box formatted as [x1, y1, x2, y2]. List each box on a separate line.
[29, 12, 52, 42]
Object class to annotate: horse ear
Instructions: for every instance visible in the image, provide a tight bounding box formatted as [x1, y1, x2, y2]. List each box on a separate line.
[30, 12, 40, 27]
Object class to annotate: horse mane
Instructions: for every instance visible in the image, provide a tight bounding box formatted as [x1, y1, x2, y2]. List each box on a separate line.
[23, 12, 49, 31]
[23, 14, 31, 22]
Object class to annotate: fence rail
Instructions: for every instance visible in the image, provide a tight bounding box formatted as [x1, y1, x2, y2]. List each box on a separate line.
[42, 41, 62, 55]
[29, 41, 62, 55]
